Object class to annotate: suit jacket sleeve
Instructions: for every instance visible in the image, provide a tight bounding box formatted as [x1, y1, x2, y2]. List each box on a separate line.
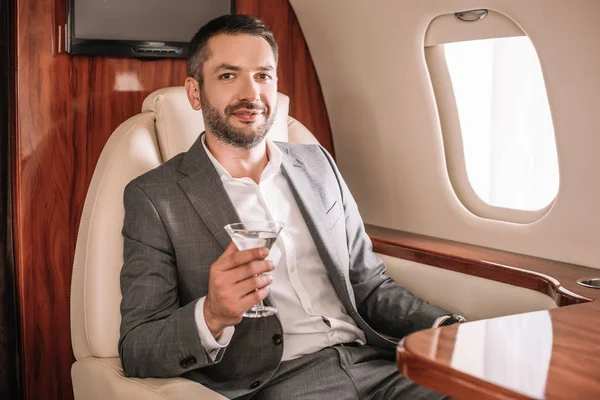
[118, 181, 224, 378]
[318, 146, 449, 338]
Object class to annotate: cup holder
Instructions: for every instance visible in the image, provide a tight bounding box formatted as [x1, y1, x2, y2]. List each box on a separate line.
[576, 277, 600, 289]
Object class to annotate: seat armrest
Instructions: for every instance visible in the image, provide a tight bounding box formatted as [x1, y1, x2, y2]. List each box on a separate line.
[72, 357, 226, 400]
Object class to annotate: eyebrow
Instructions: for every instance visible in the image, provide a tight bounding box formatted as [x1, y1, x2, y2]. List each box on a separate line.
[213, 63, 275, 73]
[213, 63, 241, 73]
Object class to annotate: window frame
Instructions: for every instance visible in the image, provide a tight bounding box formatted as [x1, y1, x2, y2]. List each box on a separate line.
[424, 13, 559, 224]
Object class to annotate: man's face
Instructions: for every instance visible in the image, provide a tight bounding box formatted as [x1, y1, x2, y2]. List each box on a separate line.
[186, 34, 278, 149]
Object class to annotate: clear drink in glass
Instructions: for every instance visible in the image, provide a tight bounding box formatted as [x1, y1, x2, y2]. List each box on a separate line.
[224, 221, 284, 318]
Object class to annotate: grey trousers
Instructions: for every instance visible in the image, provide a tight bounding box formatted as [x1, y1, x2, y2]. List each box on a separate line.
[238, 344, 449, 400]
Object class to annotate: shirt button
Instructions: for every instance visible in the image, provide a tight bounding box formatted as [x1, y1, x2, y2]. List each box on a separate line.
[251, 381, 261, 389]
[329, 330, 336, 338]
[272, 334, 283, 345]
[290, 267, 296, 273]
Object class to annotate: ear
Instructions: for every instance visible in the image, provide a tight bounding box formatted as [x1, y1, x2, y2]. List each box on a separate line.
[184, 77, 202, 110]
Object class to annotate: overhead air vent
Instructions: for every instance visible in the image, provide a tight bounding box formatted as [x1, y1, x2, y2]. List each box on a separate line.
[133, 46, 183, 57]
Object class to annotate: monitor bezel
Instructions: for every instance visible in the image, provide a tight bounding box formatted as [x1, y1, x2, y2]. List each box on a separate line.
[66, 0, 236, 58]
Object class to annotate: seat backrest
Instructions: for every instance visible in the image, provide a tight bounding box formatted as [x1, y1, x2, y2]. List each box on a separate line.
[70, 87, 319, 360]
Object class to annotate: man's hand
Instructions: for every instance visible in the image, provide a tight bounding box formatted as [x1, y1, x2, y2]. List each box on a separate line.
[204, 242, 275, 339]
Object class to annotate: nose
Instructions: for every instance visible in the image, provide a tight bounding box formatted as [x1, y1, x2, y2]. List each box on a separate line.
[238, 76, 261, 103]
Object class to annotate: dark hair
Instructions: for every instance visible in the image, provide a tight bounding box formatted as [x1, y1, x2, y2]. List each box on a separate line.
[187, 14, 278, 85]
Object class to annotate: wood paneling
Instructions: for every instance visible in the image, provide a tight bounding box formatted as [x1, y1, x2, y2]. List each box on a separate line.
[13, 1, 333, 399]
[398, 302, 600, 399]
[367, 224, 600, 304]
[16, 1, 183, 399]
[236, 0, 335, 155]
[1, 0, 21, 398]
[15, 15, 187, 400]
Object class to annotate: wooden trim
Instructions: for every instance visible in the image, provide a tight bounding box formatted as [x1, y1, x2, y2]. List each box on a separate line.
[52, 0, 67, 54]
[378, 220, 600, 400]
[0, 0, 22, 398]
[397, 301, 600, 399]
[366, 224, 600, 305]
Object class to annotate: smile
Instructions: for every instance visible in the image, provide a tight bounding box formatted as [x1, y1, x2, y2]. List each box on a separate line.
[231, 109, 265, 122]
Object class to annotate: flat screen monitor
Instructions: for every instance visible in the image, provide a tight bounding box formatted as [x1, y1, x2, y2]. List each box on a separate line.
[67, 0, 234, 58]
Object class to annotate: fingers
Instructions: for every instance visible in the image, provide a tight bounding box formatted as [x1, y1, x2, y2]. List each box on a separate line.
[230, 260, 275, 283]
[236, 273, 273, 296]
[206, 274, 272, 324]
[223, 240, 238, 254]
[205, 243, 275, 326]
[239, 286, 271, 310]
[215, 244, 269, 271]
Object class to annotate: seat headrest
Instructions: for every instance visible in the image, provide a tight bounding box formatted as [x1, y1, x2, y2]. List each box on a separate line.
[141, 87, 290, 162]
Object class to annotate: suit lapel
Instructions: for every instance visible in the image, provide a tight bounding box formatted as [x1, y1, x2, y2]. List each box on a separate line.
[178, 135, 240, 250]
[177, 136, 278, 308]
[279, 147, 355, 308]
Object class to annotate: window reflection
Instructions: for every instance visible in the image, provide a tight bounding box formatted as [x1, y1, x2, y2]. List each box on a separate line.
[451, 311, 553, 398]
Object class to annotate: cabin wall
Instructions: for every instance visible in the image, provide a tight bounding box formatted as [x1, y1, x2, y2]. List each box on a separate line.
[11, 0, 330, 399]
[290, 0, 600, 269]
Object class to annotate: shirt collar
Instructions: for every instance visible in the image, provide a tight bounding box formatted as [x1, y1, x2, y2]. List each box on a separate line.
[201, 133, 283, 183]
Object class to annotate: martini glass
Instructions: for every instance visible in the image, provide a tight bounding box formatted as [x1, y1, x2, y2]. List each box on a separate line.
[224, 221, 284, 318]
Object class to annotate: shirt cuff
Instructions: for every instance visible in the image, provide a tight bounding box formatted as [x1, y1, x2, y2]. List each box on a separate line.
[195, 297, 235, 360]
[433, 315, 452, 328]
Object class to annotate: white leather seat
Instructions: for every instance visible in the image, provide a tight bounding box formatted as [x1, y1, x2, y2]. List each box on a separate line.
[70, 87, 319, 400]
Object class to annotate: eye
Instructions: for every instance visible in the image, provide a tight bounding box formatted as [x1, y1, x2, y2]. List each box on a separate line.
[256, 73, 272, 81]
[219, 73, 236, 80]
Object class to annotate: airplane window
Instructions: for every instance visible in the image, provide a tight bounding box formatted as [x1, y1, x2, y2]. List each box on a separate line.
[443, 36, 558, 212]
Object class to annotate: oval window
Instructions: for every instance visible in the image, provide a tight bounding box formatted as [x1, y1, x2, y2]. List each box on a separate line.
[443, 36, 559, 211]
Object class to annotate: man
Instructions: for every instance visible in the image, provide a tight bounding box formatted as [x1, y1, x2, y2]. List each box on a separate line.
[119, 14, 461, 399]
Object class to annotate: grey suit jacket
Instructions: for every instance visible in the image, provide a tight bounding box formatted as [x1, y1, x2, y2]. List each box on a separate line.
[118, 136, 448, 399]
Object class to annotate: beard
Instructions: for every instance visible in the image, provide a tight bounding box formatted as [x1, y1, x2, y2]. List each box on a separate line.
[200, 88, 277, 150]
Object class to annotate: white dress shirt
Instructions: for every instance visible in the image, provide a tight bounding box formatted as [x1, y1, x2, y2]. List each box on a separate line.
[194, 136, 450, 361]
[195, 136, 366, 361]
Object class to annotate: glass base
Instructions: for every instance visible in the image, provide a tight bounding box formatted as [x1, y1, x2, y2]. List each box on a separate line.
[243, 306, 278, 318]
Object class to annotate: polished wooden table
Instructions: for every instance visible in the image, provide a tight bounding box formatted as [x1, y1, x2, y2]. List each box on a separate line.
[397, 302, 600, 399]
[364, 225, 600, 400]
